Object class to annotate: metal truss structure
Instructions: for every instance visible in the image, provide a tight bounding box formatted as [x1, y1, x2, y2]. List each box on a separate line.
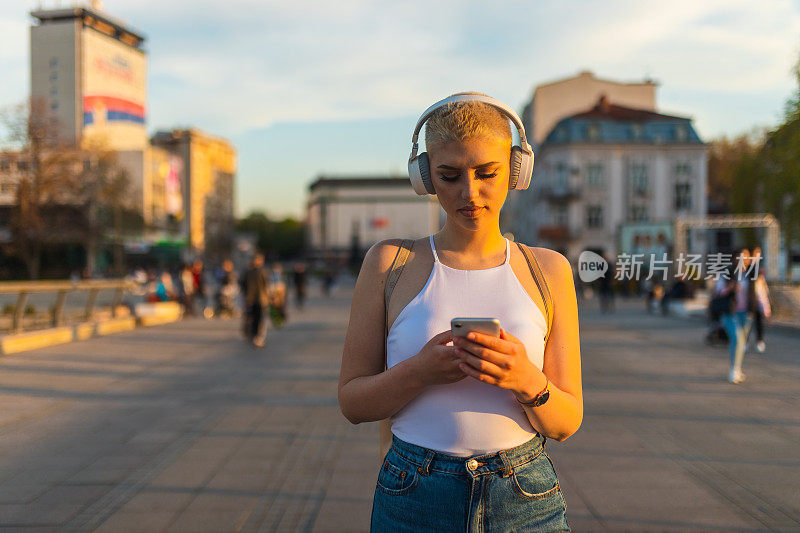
[674, 213, 781, 278]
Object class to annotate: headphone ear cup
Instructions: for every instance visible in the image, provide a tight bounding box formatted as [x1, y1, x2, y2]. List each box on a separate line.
[509, 147, 523, 190]
[418, 152, 435, 194]
[408, 152, 434, 195]
[509, 147, 533, 190]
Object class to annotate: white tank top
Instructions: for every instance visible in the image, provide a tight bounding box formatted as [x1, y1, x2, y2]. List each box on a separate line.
[386, 235, 547, 456]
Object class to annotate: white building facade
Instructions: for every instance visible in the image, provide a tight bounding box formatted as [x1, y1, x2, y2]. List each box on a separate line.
[306, 177, 443, 260]
[505, 98, 708, 263]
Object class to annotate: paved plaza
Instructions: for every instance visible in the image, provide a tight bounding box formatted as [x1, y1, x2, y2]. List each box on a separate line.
[0, 284, 797, 531]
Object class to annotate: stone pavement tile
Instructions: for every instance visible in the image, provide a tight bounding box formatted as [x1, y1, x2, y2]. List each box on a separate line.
[0, 502, 81, 526]
[579, 485, 762, 530]
[310, 498, 372, 533]
[150, 436, 242, 487]
[165, 495, 259, 532]
[111, 489, 195, 513]
[32, 484, 111, 507]
[94, 510, 179, 533]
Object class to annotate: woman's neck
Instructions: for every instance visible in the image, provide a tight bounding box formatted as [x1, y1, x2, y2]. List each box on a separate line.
[436, 221, 506, 261]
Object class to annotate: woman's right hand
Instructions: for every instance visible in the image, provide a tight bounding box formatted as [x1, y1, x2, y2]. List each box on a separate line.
[411, 330, 468, 387]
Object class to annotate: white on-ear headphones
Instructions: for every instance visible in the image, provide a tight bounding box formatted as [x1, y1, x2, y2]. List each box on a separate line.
[408, 93, 534, 196]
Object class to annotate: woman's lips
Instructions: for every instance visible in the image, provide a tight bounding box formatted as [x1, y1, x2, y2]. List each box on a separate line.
[459, 207, 484, 217]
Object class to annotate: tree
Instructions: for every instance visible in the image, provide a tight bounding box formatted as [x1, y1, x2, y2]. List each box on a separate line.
[74, 139, 135, 276]
[236, 211, 305, 259]
[0, 97, 81, 278]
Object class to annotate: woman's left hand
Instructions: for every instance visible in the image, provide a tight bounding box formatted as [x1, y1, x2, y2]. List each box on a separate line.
[452, 328, 541, 398]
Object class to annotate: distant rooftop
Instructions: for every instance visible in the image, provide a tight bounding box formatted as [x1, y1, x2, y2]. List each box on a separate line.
[544, 96, 703, 146]
[308, 176, 411, 192]
[31, 6, 145, 49]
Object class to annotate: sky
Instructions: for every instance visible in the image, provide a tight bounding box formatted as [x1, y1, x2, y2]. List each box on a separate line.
[1, 0, 799, 220]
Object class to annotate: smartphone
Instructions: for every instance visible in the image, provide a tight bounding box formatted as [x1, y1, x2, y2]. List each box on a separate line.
[451, 317, 501, 338]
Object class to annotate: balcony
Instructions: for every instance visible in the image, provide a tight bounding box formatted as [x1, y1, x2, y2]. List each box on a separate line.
[537, 224, 574, 243]
[540, 184, 581, 203]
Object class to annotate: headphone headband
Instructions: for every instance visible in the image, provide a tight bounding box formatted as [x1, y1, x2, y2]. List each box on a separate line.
[407, 92, 534, 195]
[410, 93, 531, 155]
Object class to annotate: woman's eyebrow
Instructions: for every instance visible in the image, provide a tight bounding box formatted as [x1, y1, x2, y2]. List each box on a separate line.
[436, 162, 500, 169]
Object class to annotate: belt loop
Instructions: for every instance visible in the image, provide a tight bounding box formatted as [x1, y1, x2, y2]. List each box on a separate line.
[499, 450, 514, 477]
[418, 450, 435, 476]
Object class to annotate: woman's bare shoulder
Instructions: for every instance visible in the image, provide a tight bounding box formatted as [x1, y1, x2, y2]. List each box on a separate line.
[359, 238, 412, 283]
[516, 244, 573, 286]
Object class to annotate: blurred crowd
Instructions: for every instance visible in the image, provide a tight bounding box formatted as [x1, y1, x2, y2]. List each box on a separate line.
[127, 254, 343, 348]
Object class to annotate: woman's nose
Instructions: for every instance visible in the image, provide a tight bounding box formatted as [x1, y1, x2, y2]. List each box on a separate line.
[461, 174, 481, 199]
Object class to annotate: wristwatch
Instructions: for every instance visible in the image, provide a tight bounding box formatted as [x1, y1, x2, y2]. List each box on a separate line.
[516, 377, 550, 407]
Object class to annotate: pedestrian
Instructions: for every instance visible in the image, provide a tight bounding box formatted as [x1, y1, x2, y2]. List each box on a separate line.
[751, 246, 772, 353]
[339, 92, 581, 531]
[243, 253, 270, 348]
[292, 262, 308, 310]
[215, 258, 240, 318]
[719, 248, 757, 383]
[599, 256, 615, 313]
[180, 263, 195, 316]
[191, 258, 206, 316]
[268, 263, 287, 327]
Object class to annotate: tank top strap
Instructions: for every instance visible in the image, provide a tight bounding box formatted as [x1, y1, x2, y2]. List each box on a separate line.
[429, 235, 440, 263]
[504, 238, 510, 265]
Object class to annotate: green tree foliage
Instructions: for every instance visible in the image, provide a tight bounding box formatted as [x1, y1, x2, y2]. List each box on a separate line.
[236, 211, 304, 259]
[759, 58, 800, 261]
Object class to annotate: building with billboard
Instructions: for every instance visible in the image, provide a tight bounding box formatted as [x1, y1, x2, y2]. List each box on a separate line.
[150, 129, 237, 257]
[30, 3, 147, 151]
[306, 176, 444, 262]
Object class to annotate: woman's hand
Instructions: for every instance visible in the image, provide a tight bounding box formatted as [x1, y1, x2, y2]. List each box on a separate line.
[453, 328, 543, 400]
[411, 330, 469, 387]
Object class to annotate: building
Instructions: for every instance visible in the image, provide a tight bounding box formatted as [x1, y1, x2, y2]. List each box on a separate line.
[29, 2, 154, 230]
[506, 96, 708, 262]
[306, 176, 443, 261]
[30, 2, 147, 151]
[150, 129, 237, 256]
[521, 70, 657, 147]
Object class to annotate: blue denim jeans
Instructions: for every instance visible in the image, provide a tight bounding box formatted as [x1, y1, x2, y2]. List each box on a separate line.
[721, 311, 752, 377]
[371, 433, 570, 532]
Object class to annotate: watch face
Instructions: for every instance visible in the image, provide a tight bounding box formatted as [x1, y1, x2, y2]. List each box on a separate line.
[534, 390, 550, 407]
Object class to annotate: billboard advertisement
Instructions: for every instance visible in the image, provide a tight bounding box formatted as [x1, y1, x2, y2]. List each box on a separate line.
[81, 26, 147, 150]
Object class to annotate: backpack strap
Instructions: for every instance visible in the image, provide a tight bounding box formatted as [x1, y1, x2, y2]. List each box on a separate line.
[380, 239, 414, 467]
[384, 239, 414, 338]
[516, 242, 554, 345]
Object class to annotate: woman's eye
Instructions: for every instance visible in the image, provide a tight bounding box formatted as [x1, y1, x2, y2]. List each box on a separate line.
[440, 174, 459, 181]
[477, 172, 498, 179]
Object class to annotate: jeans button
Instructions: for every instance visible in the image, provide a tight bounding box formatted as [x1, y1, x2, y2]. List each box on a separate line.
[466, 459, 478, 470]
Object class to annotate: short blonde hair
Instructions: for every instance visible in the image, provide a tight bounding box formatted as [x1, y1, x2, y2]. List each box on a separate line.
[424, 92, 512, 150]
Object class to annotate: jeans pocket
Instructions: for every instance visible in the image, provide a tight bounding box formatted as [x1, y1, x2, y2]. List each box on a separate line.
[376, 448, 420, 496]
[510, 452, 562, 501]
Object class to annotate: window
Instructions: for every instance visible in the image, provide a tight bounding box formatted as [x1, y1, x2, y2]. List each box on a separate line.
[675, 182, 692, 210]
[0, 160, 9, 172]
[587, 123, 600, 142]
[49, 71, 58, 82]
[675, 162, 692, 175]
[17, 161, 28, 171]
[631, 123, 643, 140]
[630, 164, 648, 195]
[586, 163, 604, 187]
[630, 205, 648, 222]
[554, 205, 568, 226]
[555, 162, 568, 189]
[49, 57, 58, 68]
[675, 124, 687, 142]
[586, 205, 603, 228]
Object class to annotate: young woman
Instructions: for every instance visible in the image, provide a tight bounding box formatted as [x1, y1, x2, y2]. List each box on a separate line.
[338, 93, 582, 532]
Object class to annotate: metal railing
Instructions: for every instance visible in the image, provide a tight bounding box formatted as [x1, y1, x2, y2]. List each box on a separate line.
[0, 279, 135, 334]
